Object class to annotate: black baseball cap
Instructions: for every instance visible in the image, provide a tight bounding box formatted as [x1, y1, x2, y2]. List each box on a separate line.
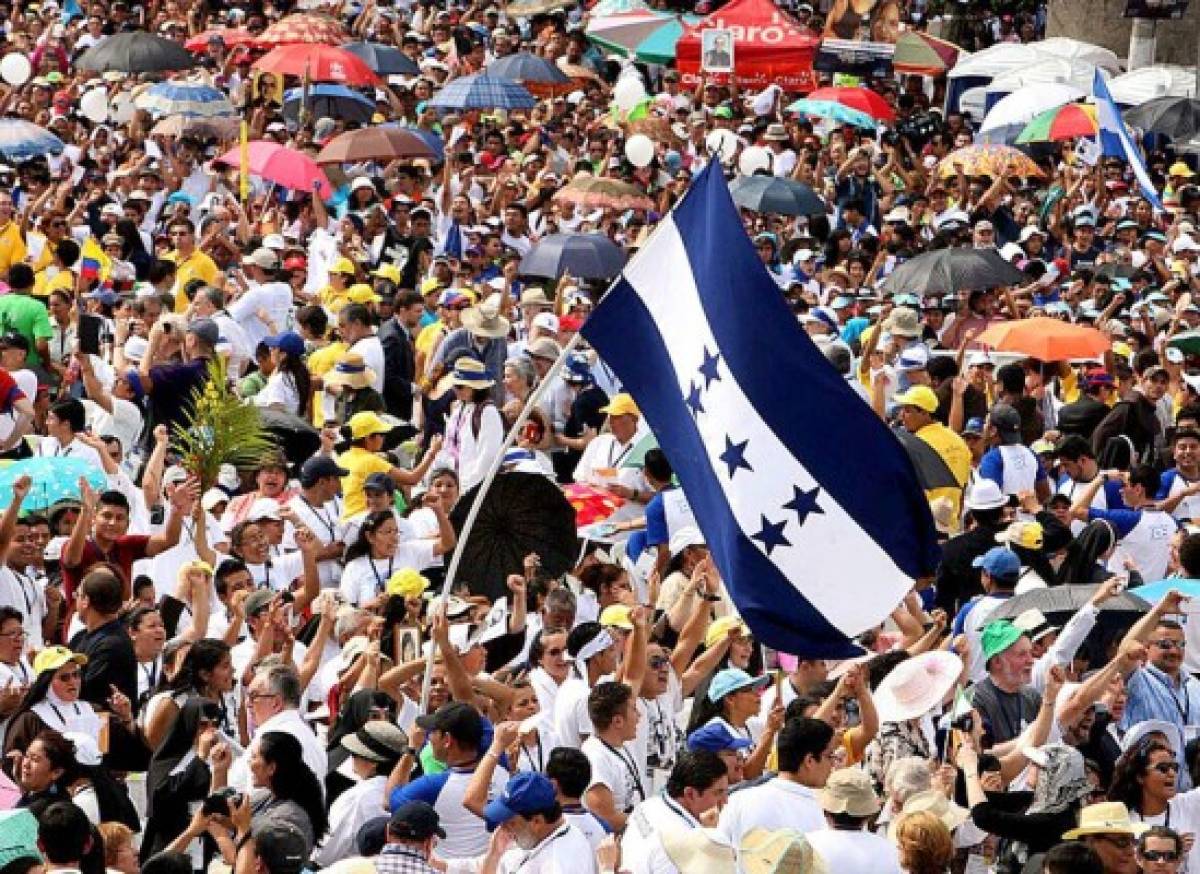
[388, 802, 446, 841]
[299, 455, 348, 487]
[251, 822, 307, 874]
[416, 701, 484, 748]
[0, 332, 29, 351]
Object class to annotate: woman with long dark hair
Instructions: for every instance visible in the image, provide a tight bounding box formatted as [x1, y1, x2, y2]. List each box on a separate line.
[1109, 735, 1200, 870]
[339, 508, 451, 609]
[142, 639, 236, 750]
[253, 332, 312, 418]
[4, 648, 101, 765]
[241, 731, 328, 852]
[114, 218, 153, 280]
[15, 730, 138, 830]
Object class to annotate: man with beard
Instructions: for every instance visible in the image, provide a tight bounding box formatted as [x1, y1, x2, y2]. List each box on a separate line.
[483, 771, 597, 874]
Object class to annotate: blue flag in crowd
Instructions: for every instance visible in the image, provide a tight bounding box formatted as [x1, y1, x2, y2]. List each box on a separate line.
[581, 162, 941, 657]
[1094, 69, 1164, 211]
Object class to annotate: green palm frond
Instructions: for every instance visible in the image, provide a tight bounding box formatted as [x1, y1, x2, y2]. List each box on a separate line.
[172, 357, 275, 490]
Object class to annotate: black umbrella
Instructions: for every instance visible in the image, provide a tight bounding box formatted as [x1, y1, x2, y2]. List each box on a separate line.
[344, 41, 421, 76]
[728, 174, 825, 216]
[487, 52, 570, 86]
[77, 32, 195, 73]
[892, 428, 961, 490]
[1124, 97, 1200, 141]
[450, 472, 578, 600]
[282, 86, 375, 125]
[880, 247, 1026, 295]
[520, 233, 627, 280]
[258, 409, 321, 469]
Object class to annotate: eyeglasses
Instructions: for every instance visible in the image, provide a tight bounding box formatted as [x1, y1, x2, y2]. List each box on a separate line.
[1094, 835, 1136, 850]
[247, 691, 279, 703]
[648, 655, 669, 669]
[56, 669, 81, 682]
[1152, 639, 1186, 650]
[0, 630, 27, 640]
[1151, 761, 1181, 774]
[1141, 850, 1181, 862]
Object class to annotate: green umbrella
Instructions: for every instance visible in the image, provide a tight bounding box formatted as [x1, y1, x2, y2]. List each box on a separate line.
[586, 11, 700, 65]
[1169, 330, 1200, 357]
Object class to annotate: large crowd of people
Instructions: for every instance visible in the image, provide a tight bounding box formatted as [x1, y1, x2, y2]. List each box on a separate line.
[0, 1, 1198, 874]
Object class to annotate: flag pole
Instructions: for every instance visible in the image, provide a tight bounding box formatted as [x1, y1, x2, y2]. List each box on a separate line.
[418, 329, 586, 712]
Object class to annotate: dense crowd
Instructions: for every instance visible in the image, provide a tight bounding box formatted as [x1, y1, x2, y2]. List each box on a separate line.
[0, 1, 1199, 874]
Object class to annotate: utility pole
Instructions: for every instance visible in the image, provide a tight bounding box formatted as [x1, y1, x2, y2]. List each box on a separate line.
[1127, 17, 1156, 71]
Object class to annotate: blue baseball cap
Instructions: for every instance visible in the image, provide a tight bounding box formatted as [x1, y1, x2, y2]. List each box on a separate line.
[166, 191, 193, 206]
[707, 667, 770, 703]
[484, 772, 558, 831]
[264, 331, 306, 358]
[972, 546, 1020, 581]
[687, 722, 752, 753]
[963, 417, 985, 435]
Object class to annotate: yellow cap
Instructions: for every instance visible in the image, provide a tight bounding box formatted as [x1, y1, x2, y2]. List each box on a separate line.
[346, 283, 381, 304]
[705, 615, 750, 649]
[371, 263, 402, 284]
[892, 385, 939, 413]
[387, 568, 431, 599]
[1169, 161, 1196, 178]
[600, 393, 640, 418]
[599, 604, 634, 631]
[34, 645, 87, 676]
[348, 411, 397, 441]
[330, 257, 357, 276]
[999, 520, 1044, 550]
[420, 276, 445, 295]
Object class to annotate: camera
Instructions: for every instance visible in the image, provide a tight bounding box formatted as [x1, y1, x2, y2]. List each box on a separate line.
[202, 787, 242, 817]
[951, 712, 974, 734]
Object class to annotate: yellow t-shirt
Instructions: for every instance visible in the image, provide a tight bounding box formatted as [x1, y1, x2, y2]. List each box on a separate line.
[308, 340, 348, 426]
[0, 221, 26, 276]
[918, 421, 972, 531]
[338, 445, 393, 519]
[169, 249, 219, 312]
[318, 285, 350, 314]
[34, 266, 75, 299]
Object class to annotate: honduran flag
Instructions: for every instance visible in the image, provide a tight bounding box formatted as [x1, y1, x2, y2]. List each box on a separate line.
[1094, 70, 1164, 211]
[581, 162, 941, 657]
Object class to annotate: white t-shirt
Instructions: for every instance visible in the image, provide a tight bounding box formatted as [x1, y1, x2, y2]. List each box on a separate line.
[339, 540, 439, 606]
[0, 566, 45, 652]
[82, 397, 143, 455]
[553, 673, 595, 750]
[1133, 787, 1200, 873]
[313, 774, 387, 867]
[36, 435, 105, 469]
[622, 795, 700, 874]
[350, 336, 386, 394]
[284, 495, 346, 589]
[806, 829, 903, 874]
[253, 370, 303, 416]
[493, 821, 597, 874]
[717, 778, 825, 843]
[227, 281, 293, 349]
[582, 735, 647, 817]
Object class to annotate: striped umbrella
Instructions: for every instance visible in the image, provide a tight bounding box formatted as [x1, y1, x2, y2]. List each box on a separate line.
[786, 99, 878, 130]
[1016, 103, 1098, 144]
[0, 120, 63, 162]
[184, 28, 254, 52]
[586, 10, 700, 65]
[254, 13, 348, 47]
[891, 31, 962, 76]
[429, 73, 536, 111]
[135, 81, 236, 118]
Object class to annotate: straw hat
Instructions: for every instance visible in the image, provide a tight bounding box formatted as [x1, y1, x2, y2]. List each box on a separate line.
[873, 651, 961, 723]
[660, 828, 737, 873]
[1062, 801, 1144, 840]
[740, 828, 829, 874]
[460, 292, 511, 339]
[450, 357, 496, 390]
[324, 352, 377, 391]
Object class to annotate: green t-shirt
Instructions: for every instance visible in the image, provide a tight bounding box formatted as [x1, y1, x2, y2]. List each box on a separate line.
[0, 294, 53, 366]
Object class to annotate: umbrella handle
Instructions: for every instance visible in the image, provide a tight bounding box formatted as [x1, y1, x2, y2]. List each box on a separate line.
[418, 330, 586, 712]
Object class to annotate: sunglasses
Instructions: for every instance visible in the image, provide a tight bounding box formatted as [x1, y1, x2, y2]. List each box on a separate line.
[1141, 850, 1180, 862]
[1150, 761, 1181, 774]
[1152, 639, 1186, 650]
[1095, 835, 1136, 850]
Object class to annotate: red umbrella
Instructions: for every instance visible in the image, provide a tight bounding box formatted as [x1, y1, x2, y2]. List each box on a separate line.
[214, 141, 333, 198]
[254, 13, 348, 47]
[254, 44, 379, 86]
[807, 86, 895, 123]
[184, 28, 255, 53]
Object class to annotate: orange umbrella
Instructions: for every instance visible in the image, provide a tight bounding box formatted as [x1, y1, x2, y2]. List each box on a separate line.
[976, 317, 1111, 361]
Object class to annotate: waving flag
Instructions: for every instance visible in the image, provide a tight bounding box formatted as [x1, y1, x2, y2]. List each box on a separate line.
[581, 162, 940, 657]
[1094, 70, 1164, 211]
[79, 237, 106, 281]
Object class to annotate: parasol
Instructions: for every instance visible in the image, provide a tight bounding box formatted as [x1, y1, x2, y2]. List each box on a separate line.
[214, 140, 334, 198]
[316, 127, 436, 164]
[254, 44, 379, 86]
[0, 120, 63, 162]
[184, 29, 255, 52]
[450, 472, 578, 600]
[785, 99, 878, 130]
[976, 317, 1111, 361]
[135, 81, 236, 118]
[77, 32, 195, 73]
[1016, 103, 1098, 144]
[0, 457, 108, 513]
[586, 10, 700, 65]
[519, 233, 628, 280]
[979, 84, 1087, 145]
[936, 144, 1045, 179]
[429, 73, 536, 111]
[1124, 96, 1200, 141]
[254, 13, 349, 47]
[343, 41, 421, 76]
[487, 52, 570, 89]
[1129, 579, 1200, 605]
[805, 86, 895, 122]
[1168, 330, 1200, 358]
[989, 584, 1149, 625]
[880, 248, 1027, 295]
[891, 31, 962, 76]
[553, 175, 655, 211]
[150, 115, 240, 139]
[729, 175, 825, 216]
[282, 85, 375, 125]
[506, 0, 574, 15]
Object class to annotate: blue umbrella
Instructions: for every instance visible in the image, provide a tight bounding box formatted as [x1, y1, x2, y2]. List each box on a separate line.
[283, 85, 375, 125]
[487, 52, 570, 86]
[0, 456, 109, 512]
[344, 41, 420, 76]
[136, 81, 236, 118]
[382, 124, 444, 162]
[519, 233, 627, 280]
[785, 98, 878, 130]
[0, 120, 63, 162]
[1130, 579, 1200, 604]
[429, 73, 536, 112]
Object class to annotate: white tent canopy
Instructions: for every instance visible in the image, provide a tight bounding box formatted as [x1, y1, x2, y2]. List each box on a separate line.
[947, 43, 1045, 83]
[986, 58, 1106, 100]
[1033, 37, 1122, 75]
[1108, 65, 1197, 106]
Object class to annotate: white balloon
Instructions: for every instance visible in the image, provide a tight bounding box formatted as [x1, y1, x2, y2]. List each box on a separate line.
[705, 129, 738, 164]
[111, 94, 136, 125]
[625, 134, 654, 168]
[738, 145, 772, 176]
[80, 88, 109, 124]
[0, 54, 30, 87]
[613, 77, 646, 114]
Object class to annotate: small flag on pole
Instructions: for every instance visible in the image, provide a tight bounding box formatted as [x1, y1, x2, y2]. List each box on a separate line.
[239, 120, 250, 204]
[581, 163, 940, 657]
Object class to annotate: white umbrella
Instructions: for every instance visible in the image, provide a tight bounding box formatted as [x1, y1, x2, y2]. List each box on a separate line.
[978, 83, 1087, 144]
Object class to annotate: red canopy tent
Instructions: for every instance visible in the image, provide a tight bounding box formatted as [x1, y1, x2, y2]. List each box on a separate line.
[676, 0, 818, 92]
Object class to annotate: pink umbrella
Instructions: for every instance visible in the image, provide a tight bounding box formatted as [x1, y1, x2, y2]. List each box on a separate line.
[214, 140, 332, 198]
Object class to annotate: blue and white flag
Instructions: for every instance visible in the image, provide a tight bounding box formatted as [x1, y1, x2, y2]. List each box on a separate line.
[1094, 70, 1164, 211]
[581, 163, 940, 657]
